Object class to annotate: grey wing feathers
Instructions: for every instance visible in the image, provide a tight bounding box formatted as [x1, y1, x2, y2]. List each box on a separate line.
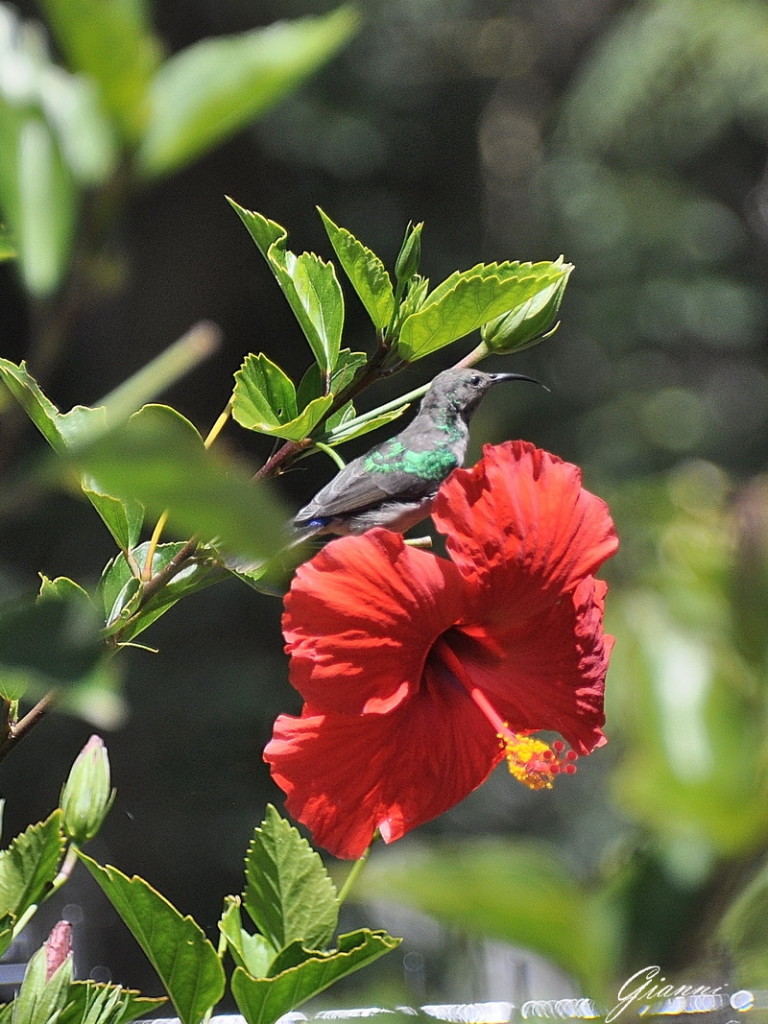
[294, 467, 394, 523]
[293, 452, 438, 525]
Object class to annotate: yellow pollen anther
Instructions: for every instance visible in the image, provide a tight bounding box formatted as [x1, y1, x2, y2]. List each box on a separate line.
[499, 731, 578, 791]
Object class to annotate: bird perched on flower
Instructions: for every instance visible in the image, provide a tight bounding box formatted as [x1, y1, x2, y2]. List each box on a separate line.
[265, 441, 619, 859]
[291, 367, 539, 539]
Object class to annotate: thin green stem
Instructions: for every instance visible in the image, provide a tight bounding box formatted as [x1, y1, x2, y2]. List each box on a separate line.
[203, 397, 234, 450]
[12, 842, 80, 941]
[337, 839, 375, 905]
[313, 441, 346, 470]
[322, 340, 489, 446]
[99, 322, 222, 427]
[50, 843, 80, 891]
[11, 902, 40, 942]
[142, 510, 170, 580]
[134, 395, 233, 598]
[314, 382, 429, 446]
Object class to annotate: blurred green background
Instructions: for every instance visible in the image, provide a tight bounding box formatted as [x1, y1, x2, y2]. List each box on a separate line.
[3, 0, 768, 1013]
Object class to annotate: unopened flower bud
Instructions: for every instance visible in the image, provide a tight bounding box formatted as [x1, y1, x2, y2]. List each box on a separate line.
[394, 222, 423, 284]
[44, 921, 72, 981]
[60, 735, 115, 844]
[481, 261, 573, 354]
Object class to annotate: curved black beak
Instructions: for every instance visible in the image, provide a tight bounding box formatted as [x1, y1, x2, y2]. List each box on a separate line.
[490, 372, 550, 393]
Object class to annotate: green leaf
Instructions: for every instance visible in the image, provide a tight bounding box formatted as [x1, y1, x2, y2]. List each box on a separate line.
[58, 660, 127, 732]
[0, 5, 117, 292]
[295, 349, 370, 440]
[59, 983, 164, 1024]
[138, 6, 359, 177]
[64, 985, 124, 1024]
[396, 261, 569, 361]
[231, 929, 401, 1024]
[313, 377, 418, 447]
[0, 924, 13, 961]
[59, 982, 166, 1024]
[219, 897, 275, 978]
[0, 357, 144, 553]
[0, 111, 77, 298]
[232, 354, 334, 440]
[235, 354, 298, 426]
[0, 359, 107, 453]
[79, 855, 226, 1024]
[1, 328, 224, 452]
[0, 667, 28, 703]
[37, 575, 87, 602]
[0, 661, 125, 730]
[286, 251, 344, 374]
[99, 541, 219, 641]
[0, 579, 104, 684]
[296, 349, 366, 412]
[355, 840, 618, 996]
[36, 0, 161, 143]
[317, 405, 407, 447]
[228, 202, 344, 373]
[64, 403, 288, 562]
[0, 811, 65, 921]
[244, 805, 338, 952]
[81, 478, 144, 551]
[0, 349, 221, 545]
[13, 945, 73, 1024]
[229, 205, 285, 258]
[317, 209, 395, 330]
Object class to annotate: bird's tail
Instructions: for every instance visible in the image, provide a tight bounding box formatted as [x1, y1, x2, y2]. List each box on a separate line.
[221, 522, 322, 591]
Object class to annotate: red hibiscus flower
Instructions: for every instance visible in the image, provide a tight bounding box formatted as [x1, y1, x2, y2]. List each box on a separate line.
[264, 441, 619, 860]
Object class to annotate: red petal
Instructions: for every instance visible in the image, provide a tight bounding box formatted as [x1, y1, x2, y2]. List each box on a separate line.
[448, 576, 611, 755]
[264, 669, 504, 860]
[282, 530, 467, 715]
[434, 441, 618, 609]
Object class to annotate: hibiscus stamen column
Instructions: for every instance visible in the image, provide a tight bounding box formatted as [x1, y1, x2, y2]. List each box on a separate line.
[432, 638, 578, 791]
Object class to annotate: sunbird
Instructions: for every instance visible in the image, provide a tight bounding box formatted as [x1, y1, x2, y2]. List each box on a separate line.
[292, 367, 540, 539]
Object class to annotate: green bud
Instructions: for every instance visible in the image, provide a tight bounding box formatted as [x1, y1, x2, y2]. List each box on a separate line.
[60, 735, 115, 845]
[388, 275, 431, 361]
[481, 260, 573, 354]
[394, 221, 423, 284]
[401, 274, 429, 316]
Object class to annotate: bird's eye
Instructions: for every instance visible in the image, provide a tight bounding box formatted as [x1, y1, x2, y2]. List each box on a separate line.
[470, 374, 482, 386]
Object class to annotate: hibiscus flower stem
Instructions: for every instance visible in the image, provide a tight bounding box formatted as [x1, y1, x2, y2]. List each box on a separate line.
[336, 837, 375, 905]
